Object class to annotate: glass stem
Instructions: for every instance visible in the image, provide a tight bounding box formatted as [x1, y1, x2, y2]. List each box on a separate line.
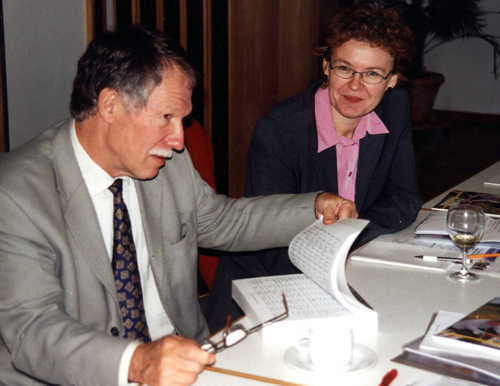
[460, 248, 470, 276]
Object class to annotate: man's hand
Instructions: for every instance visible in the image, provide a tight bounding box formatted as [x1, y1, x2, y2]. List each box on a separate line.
[128, 334, 216, 386]
[314, 192, 358, 225]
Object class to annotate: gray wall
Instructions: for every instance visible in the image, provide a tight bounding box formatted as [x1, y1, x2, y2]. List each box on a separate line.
[1, 1, 498, 151]
[3, 0, 86, 150]
[426, 0, 500, 115]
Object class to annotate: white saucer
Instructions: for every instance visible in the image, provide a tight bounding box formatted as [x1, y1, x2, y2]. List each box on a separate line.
[284, 344, 377, 374]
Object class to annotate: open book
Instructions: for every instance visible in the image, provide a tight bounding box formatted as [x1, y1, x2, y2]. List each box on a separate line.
[232, 218, 377, 342]
[423, 298, 500, 362]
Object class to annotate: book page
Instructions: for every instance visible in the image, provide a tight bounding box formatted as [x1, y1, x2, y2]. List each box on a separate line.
[231, 273, 378, 342]
[232, 274, 351, 323]
[288, 218, 368, 299]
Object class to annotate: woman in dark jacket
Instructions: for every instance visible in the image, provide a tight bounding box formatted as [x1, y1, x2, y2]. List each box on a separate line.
[206, 4, 422, 332]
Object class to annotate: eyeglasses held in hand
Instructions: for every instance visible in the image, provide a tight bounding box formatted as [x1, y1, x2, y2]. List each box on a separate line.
[329, 64, 392, 84]
[199, 292, 289, 353]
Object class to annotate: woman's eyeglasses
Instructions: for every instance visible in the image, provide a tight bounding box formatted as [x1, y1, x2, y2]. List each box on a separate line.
[330, 64, 392, 84]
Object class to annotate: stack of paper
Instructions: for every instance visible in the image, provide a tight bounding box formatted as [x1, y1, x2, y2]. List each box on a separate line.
[232, 218, 378, 343]
[232, 274, 377, 342]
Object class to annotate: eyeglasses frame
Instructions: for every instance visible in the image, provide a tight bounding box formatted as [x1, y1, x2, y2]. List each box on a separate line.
[200, 292, 289, 354]
[329, 64, 392, 85]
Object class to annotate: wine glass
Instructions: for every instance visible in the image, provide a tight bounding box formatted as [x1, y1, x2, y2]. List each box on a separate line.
[446, 205, 485, 283]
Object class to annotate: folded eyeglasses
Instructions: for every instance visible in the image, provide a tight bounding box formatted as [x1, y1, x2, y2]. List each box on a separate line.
[200, 293, 289, 353]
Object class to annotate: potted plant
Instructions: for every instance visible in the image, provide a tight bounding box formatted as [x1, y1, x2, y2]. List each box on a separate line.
[359, 0, 500, 123]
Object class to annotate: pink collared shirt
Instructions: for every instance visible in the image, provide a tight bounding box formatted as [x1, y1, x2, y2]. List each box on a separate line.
[315, 87, 389, 201]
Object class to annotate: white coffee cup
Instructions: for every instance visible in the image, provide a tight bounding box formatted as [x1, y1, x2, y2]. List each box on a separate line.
[295, 324, 353, 370]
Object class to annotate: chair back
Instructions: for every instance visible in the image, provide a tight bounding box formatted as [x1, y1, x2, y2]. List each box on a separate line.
[184, 119, 220, 290]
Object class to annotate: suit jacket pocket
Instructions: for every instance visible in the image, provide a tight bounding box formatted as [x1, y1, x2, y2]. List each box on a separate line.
[163, 219, 198, 288]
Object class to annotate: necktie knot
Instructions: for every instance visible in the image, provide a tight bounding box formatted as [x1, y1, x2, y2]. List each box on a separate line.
[109, 179, 123, 196]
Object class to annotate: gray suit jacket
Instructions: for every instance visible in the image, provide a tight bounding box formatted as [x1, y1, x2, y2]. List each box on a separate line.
[0, 119, 317, 385]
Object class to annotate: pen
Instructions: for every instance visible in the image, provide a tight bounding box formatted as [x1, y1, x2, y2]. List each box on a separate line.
[378, 369, 398, 386]
[414, 255, 463, 262]
[468, 253, 500, 259]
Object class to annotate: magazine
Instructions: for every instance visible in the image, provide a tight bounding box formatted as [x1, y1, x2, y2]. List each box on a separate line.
[432, 190, 500, 218]
[400, 311, 500, 385]
[425, 298, 500, 361]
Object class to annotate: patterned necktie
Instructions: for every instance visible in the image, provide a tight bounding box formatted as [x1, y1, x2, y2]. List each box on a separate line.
[108, 179, 151, 342]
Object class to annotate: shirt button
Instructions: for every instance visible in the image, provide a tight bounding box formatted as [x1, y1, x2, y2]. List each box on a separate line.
[110, 327, 120, 336]
[348, 172, 353, 177]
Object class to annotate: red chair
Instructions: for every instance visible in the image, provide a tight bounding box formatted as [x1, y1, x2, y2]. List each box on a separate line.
[184, 119, 220, 290]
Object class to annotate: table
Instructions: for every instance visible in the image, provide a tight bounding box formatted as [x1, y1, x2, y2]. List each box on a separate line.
[424, 160, 500, 209]
[195, 160, 500, 386]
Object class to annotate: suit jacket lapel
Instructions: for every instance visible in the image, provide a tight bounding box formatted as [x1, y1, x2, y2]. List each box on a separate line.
[306, 90, 338, 193]
[313, 147, 338, 193]
[136, 178, 165, 285]
[355, 132, 387, 211]
[52, 121, 117, 301]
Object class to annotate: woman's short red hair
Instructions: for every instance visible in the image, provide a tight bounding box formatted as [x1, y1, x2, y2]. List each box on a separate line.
[314, 3, 414, 81]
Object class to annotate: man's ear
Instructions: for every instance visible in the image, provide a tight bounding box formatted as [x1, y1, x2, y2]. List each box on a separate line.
[97, 88, 120, 123]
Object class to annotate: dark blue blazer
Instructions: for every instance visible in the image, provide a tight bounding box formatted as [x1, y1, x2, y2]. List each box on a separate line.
[246, 80, 421, 246]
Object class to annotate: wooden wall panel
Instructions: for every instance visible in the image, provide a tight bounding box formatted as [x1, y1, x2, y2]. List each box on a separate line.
[84, 0, 326, 197]
[131, 0, 140, 24]
[278, 0, 321, 101]
[202, 0, 212, 137]
[179, 0, 187, 50]
[228, 0, 280, 198]
[227, 0, 322, 198]
[86, 0, 96, 43]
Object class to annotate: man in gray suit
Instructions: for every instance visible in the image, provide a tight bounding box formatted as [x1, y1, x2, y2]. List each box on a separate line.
[0, 27, 356, 385]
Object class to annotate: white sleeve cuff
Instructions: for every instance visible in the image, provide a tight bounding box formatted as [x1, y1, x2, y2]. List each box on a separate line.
[118, 340, 142, 386]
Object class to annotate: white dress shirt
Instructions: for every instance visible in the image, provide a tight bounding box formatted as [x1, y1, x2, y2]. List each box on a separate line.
[71, 123, 174, 385]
